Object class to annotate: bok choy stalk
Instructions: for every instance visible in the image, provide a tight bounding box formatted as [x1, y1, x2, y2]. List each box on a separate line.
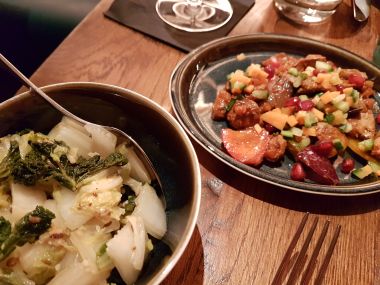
[0, 206, 55, 262]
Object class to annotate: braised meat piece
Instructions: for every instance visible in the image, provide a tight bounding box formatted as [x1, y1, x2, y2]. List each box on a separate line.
[211, 90, 232, 120]
[267, 75, 293, 108]
[295, 54, 327, 70]
[297, 77, 326, 95]
[339, 68, 368, 81]
[227, 98, 261, 129]
[361, 80, 374, 98]
[264, 134, 287, 162]
[347, 111, 376, 140]
[262, 53, 298, 76]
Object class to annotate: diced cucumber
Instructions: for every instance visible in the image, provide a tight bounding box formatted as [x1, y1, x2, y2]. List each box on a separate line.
[299, 95, 309, 101]
[351, 89, 360, 103]
[304, 66, 315, 76]
[304, 113, 317, 128]
[299, 137, 311, 149]
[300, 72, 308, 80]
[332, 94, 346, 105]
[316, 61, 333, 72]
[315, 92, 324, 97]
[232, 81, 246, 92]
[325, 113, 335, 124]
[292, 76, 302, 88]
[339, 123, 352, 133]
[333, 139, 344, 151]
[281, 130, 293, 139]
[335, 101, 350, 113]
[352, 164, 373, 179]
[368, 161, 380, 173]
[358, 139, 374, 152]
[288, 67, 299, 76]
[251, 90, 269, 100]
[290, 127, 303, 137]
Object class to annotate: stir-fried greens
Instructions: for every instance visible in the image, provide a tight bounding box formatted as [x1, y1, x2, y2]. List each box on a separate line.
[212, 53, 379, 185]
[0, 117, 167, 285]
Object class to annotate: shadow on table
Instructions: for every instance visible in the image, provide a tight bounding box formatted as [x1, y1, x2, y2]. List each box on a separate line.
[162, 226, 204, 285]
[193, 140, 380, 216]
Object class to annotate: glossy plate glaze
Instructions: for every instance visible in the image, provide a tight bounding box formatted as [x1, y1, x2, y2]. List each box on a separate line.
[170, 34, 380, 196]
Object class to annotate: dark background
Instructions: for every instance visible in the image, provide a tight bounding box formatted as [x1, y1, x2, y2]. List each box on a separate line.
[0, 0, 99, 101]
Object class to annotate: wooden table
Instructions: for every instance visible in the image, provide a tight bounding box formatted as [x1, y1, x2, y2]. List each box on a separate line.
[28, 0, 380, 284]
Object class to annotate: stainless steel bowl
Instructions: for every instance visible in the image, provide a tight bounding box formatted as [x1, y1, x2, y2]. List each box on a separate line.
[0, 82, 201, 284]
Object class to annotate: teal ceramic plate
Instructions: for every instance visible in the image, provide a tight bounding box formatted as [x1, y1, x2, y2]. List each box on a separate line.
[170, 34, 380, 196]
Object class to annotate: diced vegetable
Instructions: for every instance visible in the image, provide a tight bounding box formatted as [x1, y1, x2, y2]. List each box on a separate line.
[288, 67, 299, 76]
[281, 130, 293, 139]
[315, 61, 332, 71]
[352, 164, 373, 179]
[252, 90, 269, 100]
[358, 139, 374, 152]
[333, 139, 344, 151]
[261, 110, 289, 130]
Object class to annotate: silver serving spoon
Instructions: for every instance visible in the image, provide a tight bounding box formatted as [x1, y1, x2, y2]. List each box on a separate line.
[0, 53, 165, 205]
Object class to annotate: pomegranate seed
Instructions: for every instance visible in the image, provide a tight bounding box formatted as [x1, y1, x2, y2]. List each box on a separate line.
[312, 69, 319, 76]
[348, 73, 365, 88]
[268, 57, 281, 68]
[264, 122, 278, 133]
[264, 65, 275, 79]
[376, 114, 380, 124]
[299, 100, 314, 111]
[341, 158, 355, 174]
[311, 140, 333, 158]
[290, 162, 306, 181]
[336, 84, 344, 91]
[284, 97, 301, 110]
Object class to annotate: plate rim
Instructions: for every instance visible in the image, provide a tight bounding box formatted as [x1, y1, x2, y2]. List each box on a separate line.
[170, 33, 380, 196]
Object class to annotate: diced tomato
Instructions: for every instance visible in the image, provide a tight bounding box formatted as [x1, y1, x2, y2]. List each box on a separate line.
[284, 96, 301, 108]
[348, 73, 365, 88]
[221, 127, 270, 165]
[310, 140, 334, 157]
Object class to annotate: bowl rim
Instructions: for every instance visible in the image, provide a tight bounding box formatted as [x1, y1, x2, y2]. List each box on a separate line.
[7, 81, 202, 285]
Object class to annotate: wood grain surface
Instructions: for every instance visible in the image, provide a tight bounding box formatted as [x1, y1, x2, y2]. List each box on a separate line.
[27, 0, 380, 284]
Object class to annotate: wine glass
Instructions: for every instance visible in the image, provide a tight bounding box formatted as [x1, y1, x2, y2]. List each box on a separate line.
[273, 0, 342, 24]
[156, 0, 233, 32]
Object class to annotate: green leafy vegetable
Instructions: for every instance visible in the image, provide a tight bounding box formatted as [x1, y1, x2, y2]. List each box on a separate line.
[0, 217, 11, 243]
[0, 131, 128, 190]
[0, 206, 55, 262]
